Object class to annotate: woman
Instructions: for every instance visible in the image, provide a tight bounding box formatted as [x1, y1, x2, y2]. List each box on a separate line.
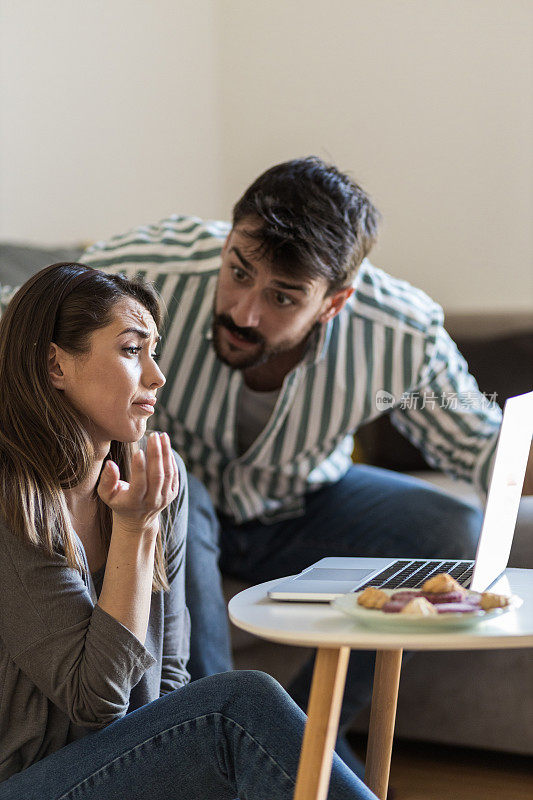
[0, 263, 375, 800]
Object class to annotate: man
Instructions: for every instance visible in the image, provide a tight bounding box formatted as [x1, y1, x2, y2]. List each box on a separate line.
[82, 156, 530, 774]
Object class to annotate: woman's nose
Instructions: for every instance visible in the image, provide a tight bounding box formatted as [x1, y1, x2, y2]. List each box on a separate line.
[145, 360, 166, 389]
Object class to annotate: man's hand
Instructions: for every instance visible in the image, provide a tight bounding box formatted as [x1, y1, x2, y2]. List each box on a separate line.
[98, 431, 179, 537]
[522, 440, 533, 496]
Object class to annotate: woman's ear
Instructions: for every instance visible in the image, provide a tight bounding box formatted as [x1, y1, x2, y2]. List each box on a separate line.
[48, 343, 66, 390]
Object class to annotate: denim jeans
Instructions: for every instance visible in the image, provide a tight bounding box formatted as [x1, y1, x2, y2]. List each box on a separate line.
[185, 465, 483, 772]
[0, 671, 375, 800]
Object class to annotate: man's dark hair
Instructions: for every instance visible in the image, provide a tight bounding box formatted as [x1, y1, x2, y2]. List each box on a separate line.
[232, 156, 381, 293]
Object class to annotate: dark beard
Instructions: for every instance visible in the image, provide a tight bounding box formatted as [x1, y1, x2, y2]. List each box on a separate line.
[211, 312, 321, 372]
[212, 313, 270, 370]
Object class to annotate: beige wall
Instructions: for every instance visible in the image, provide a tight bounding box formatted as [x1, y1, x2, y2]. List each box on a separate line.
[1, 1, 532, 312]
[0, 0, 222, 242]
[217, 1, 533, 313]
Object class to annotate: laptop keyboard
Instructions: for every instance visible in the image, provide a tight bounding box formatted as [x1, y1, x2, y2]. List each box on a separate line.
[358, 559, 474, 590]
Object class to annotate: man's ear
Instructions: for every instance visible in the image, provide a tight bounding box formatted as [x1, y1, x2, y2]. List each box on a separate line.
[48, 343, 66, 390]
[318, 287, 354, 324]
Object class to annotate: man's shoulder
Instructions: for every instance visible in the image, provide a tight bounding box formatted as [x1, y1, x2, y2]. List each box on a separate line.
[81, 215, 230, 276]
[347, 260, 444, 335]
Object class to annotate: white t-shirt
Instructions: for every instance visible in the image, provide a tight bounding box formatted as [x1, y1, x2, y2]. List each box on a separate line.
[237, 382, 280, 455]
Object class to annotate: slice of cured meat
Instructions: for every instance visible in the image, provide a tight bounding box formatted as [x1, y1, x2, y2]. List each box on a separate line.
[433, 601, 481, 614]
[422, 590, 467, 604]
[390, 591, 423, 601]
[381, 600, 407, 613]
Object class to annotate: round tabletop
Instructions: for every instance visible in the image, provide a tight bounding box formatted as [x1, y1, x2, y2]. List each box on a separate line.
[228, 568, 533, 651]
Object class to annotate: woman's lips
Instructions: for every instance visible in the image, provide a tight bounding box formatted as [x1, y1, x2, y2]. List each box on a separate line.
[133, 402, 155, 414]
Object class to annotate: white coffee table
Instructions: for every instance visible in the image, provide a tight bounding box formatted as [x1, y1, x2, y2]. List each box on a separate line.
[228, 568, 533, 800]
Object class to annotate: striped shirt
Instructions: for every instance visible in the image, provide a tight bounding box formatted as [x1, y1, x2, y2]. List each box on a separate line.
[80, 215, 501, 523]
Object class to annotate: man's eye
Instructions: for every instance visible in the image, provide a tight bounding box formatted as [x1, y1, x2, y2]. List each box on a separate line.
[151, 352, 161, 362]
[231, 266, 248, 282]
[274, 292, 294, 307]
[124, 345, 142, 355]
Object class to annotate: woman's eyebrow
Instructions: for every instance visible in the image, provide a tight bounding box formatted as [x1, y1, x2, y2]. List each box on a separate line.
[117, 326, 161, 343]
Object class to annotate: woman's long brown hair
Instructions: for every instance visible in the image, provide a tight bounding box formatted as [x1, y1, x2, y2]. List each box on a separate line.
[0, 262, 169, 591]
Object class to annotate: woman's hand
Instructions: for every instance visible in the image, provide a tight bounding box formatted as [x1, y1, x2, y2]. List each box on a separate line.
[97, 432, 179, 641]
[97, 432, 179, 537]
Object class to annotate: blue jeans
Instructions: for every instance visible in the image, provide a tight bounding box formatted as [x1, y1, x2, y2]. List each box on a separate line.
[185, 465, 482, 770]
[0, 671, 374, 800]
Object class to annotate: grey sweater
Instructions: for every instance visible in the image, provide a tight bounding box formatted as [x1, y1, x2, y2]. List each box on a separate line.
[0, 456, 190, 783]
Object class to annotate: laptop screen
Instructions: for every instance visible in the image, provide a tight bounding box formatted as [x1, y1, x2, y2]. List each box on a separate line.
[470, 391, 533, 591]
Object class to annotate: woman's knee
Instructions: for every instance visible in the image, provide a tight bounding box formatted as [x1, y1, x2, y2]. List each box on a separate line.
[211, 669, 282, 698]
[205, 670, 298, 720]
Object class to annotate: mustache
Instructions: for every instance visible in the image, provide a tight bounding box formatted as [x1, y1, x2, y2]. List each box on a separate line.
[215, 313, 264, 345]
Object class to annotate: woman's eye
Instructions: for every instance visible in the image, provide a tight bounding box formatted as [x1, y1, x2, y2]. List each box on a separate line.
[123, 345, 161, 361]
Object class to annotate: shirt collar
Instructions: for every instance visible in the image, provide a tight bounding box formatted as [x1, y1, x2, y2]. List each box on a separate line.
[308, 266, 364, 365]
[303, 319, 332, 365]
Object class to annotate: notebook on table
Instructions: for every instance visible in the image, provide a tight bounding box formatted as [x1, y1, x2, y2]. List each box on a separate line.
[268, 390, 533, 602]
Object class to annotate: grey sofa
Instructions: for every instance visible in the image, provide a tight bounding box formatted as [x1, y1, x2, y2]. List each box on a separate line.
[2, 242, 532, 755]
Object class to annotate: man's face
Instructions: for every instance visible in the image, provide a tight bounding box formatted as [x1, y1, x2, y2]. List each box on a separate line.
[213, 222, 345, 371]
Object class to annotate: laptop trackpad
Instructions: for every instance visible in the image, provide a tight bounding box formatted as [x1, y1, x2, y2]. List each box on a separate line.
[295, 568, 373, 583]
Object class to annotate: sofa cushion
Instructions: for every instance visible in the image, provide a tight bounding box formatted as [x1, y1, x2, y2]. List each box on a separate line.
[0, 242, 85, 285]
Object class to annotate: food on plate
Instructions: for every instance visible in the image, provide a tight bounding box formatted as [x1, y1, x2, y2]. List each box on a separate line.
[480, 592, 511, 611]
[419, 573, 469, 604]
[400, 597, 438, 616]
[335, 572, 521, 629]
[388, 590, 423, 601]
[351, 573, 519, 622]
[421, 589, 468, 604]
[431, 600, 481, 614]
[381, 599, 406, 614]
[421, 573, 466, 595]
[357, 586, 388, 609]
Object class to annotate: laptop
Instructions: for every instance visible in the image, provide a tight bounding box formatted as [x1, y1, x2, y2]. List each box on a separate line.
[268, 390, 533, 601]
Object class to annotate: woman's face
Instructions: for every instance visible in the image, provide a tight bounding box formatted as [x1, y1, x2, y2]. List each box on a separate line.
[49, 296, 165, 452]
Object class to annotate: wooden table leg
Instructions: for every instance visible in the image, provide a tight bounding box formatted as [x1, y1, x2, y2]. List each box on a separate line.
[293, 646, 350, 800]
[364, 648, 403, 800]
